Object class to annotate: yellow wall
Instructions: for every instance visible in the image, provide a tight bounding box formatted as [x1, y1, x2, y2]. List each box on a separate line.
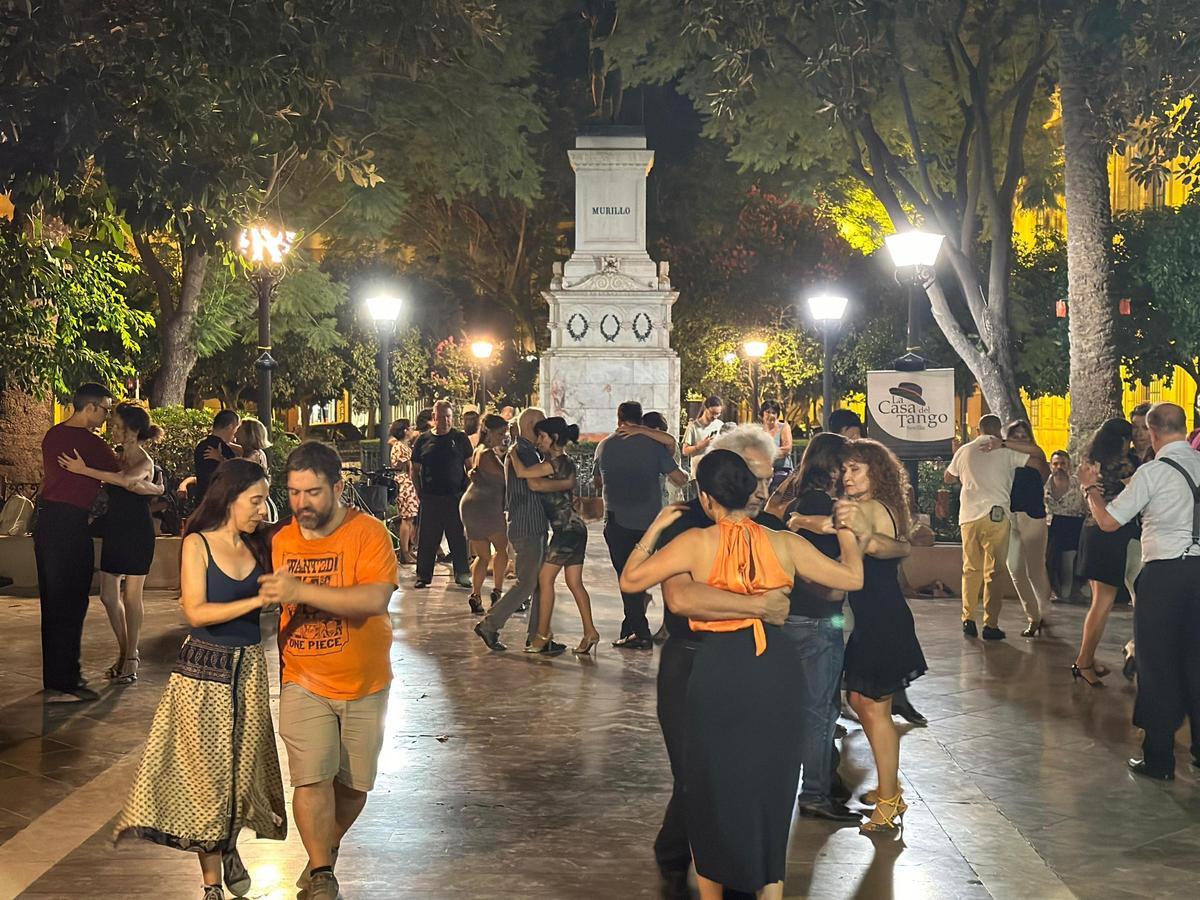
[1026, 368, 1197, 456]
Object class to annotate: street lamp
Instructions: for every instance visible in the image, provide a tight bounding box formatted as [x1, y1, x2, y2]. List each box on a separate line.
[366, 293, 404, 449]
[238, 224, 296, 425]
[470, 339, 495, 410]
[742, 339, 768, 418]
[807, 294, 849, 430]
[884, 228, 944, 372]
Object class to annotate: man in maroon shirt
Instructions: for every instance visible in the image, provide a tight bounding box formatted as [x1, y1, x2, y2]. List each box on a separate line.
[35, 384, 153, 702]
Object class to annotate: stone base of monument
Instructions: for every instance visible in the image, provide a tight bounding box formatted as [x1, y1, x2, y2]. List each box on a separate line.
[538, 130, 681, 437]
[540, 350, 681, 440]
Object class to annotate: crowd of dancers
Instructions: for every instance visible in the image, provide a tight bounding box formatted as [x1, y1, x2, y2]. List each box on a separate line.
[27, 381, 1200, 899]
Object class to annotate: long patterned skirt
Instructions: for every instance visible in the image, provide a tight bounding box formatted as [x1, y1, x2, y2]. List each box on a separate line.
[113, 637, 287, 852]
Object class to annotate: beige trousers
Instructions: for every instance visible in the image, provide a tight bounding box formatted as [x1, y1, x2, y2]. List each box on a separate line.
[1006, 512, 1052, 626]
[961, 513, 1011, 628]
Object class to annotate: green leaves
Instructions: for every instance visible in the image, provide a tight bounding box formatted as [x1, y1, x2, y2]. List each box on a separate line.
[0, 229, 152, 398]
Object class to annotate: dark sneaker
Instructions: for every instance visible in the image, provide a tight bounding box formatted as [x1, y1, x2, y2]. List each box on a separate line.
[44, 685, 100, 703]
[296, 848, 339, 889]
[221, 848, 251, 897]
[413, 580, 430, 589]
[1128, 758, 1174, 780]
[982, 625, 1006, 641]
[308, 870, 340, 900]
[474, 623, 507, 652]
[962, 620, 978, 638]
[797, 800, 861, 823]
[615, 636, 653, 651]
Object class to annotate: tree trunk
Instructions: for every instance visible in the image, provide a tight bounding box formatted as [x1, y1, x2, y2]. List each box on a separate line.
[0, 384, 52, 486]
[137, 236, 209, 408]
[1058, 27, 1122, 455]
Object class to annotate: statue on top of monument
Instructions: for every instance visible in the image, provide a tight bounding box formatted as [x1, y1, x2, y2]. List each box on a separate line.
[584, 0, 623, 124]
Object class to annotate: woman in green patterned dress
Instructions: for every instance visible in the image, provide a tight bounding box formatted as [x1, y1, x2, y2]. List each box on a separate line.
[510, 417, 600, 656]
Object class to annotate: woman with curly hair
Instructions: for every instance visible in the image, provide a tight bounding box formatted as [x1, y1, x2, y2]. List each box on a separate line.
[840, 439, 927, 834]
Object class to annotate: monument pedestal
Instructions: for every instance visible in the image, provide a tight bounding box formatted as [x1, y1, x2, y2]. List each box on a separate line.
[539, 132, 681, 438]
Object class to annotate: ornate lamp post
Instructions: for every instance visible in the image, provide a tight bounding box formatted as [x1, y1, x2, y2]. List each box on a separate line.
[807, 294, 849, 430]
[742, 339, 768, 418]
[238, 224, 295, 425]
[366, 293, 404, 448]
[884, 229, 944, 371]
[470, 340, 495, 410]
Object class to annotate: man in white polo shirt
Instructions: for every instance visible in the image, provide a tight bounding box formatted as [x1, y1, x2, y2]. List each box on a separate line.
[1082, 402, 1200, 780]
[945, 414, 1048, 640]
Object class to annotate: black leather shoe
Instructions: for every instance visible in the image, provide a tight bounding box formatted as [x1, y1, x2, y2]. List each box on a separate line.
[473, 623, 506, 652]
[658, 868, 692, 899]
[962, 620, 978, 638]
[830, 777, 852, 803]
[798, 800, 861, 823]
[1128, 758, 1174, 780]
[892, 701, 928, 727]
[834, 723, 849, 740]
[618, 636, 653, 650]
[413, 580, 430, 589]
[982, 625, 1006, 641]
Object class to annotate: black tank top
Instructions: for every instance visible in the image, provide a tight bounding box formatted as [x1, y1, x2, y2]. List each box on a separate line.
[189, 533, 263, 647]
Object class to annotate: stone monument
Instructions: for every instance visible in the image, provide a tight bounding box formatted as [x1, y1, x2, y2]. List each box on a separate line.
[539, 129, 681, 438]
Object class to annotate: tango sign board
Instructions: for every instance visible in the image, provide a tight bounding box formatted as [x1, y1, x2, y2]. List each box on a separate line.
[865, 368, 955, 459]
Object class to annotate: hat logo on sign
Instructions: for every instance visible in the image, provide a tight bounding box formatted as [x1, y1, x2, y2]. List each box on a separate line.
[888, 382, 926, 406]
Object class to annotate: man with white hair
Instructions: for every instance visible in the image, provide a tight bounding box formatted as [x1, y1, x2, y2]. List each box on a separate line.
[649, 425, 792, 898]
[1083, 402, 1200, 779]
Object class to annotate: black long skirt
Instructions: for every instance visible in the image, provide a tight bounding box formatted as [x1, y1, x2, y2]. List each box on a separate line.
[684, 626, 803, 893]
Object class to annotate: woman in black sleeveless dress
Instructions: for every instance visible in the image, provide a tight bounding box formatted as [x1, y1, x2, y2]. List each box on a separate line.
[113, 460, 285, 900]
[841, 440, 927, 834]
[58, 403, 164, 684]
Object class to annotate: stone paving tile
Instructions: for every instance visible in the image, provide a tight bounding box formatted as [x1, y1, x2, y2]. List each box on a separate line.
[1, 527, 1198, 897]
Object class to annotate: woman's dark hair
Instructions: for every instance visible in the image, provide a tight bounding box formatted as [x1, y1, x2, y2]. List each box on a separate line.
[643, 411, 669, 431]
[184, 458, 272, 572]
[1085, 418, 1133, 466]
[415, 408, 434, 432]
[388, 419, 410, 441]
[114, 402, 164, 443]
[797, 432, 848, 495]
[695, 449, 758, 510]
[761, 400, 782, 416]
[482, 413, 507, 433]
[1004, 419, 1033, 441]
[704, 395, 723, 409]
[534, 416, 580, 447]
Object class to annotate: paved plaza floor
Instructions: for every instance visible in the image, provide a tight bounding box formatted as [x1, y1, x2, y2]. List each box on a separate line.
[1, 524, 1198, 899]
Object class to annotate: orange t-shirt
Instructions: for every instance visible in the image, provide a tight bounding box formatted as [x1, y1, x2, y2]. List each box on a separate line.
[274, 509, 397, 701]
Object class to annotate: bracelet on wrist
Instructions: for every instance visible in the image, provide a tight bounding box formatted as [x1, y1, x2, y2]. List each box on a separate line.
[634, 541, 654, 555]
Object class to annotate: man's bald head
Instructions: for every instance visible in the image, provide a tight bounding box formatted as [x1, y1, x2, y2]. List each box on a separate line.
[1147, 402, 1187, 442]
[978, 415, 1002, 437]
[518, 407, 546, 440]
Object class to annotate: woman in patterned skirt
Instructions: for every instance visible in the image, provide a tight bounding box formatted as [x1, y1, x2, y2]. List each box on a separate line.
[510, 417, 600, 656]
[113, 459, 286, 900]
[389, 419, 420, 564]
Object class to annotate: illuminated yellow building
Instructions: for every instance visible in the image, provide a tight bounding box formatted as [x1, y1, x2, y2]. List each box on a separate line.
[1014, 150, 1196, 456]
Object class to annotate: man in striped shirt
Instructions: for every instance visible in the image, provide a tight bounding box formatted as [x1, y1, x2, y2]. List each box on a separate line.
[474, 408, 554, 652]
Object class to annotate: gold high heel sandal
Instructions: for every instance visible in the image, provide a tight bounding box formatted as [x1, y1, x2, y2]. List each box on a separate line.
[573, 632, 600, 656]
[858, 787, 903, 807]
[859, 792, 907, 835]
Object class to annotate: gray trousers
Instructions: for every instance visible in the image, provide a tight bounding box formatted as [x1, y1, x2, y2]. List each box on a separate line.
[481, 531, 546, 641]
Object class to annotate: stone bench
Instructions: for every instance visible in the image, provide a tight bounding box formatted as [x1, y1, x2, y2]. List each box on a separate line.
[0, 535, 182, 594]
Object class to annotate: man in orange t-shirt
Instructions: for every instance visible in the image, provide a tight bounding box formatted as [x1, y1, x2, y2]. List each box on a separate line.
[258, 441, 397, 900]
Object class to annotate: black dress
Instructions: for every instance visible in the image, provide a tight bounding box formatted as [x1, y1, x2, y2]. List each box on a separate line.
[1078, 454, 1138, 587]
[844, 512, 927, 699]
[101, 484, 156, 576]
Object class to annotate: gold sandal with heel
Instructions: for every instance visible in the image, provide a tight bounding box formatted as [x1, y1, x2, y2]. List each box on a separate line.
[859, 792, 907, 835]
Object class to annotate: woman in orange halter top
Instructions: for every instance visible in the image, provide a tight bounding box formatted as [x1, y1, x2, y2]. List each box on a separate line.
[622, 450, 865, 900]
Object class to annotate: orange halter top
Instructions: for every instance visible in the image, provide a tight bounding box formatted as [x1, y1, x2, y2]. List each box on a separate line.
[688, 517, 793, 656]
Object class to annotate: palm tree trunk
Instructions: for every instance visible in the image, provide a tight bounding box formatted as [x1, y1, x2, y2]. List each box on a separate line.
[1058, 27, 1122, 454]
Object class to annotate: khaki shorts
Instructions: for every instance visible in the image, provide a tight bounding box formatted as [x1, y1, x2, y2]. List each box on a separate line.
[278, 682, 389, 791]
